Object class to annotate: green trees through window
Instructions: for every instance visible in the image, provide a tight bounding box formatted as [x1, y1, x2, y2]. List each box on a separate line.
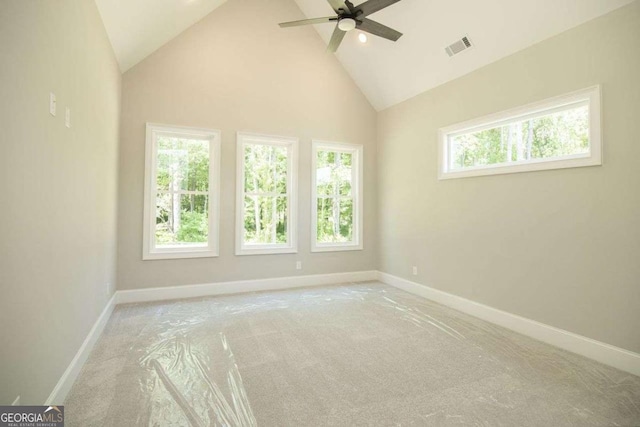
[155, 136, 210, 246]
[145, 124, 219, 260]
[148, 128, 365, 257]
[312, 141, 363, 252]
[237, 133, 298, 255]
[449, 104, 589, 170]
[316, 150, 354, 243]
[242, 143, 289, 245]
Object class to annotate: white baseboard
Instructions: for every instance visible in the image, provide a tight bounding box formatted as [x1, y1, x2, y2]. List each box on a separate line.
[378, 271, 640, 377]
[51, 269, 637, 408]
[116, 270, 379, 304]
[45, 294, 116, 405]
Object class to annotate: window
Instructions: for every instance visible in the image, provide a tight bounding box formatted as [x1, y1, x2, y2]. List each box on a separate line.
[236, 132, 298, 255]
[143, 123, 220, 260]
[438, 86, 602, 179]
[311, 141, 363, 252]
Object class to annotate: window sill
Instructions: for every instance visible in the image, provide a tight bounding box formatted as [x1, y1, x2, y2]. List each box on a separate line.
[438, 154, 601, 180]
[311, 244, 363, 253]
[143, 249, 219, 261]
[235, 246, 298, 256]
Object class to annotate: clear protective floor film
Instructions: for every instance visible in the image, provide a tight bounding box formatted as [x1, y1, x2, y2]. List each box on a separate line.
[65, 282, 640, 426]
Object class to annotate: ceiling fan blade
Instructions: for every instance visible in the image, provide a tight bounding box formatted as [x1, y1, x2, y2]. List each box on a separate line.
[354, 0, 402, 17]
[357, 18, 402, 41]
[279, 17, 336, 28]
[326, 0, 352, 14]
[327, 24, 347, 52]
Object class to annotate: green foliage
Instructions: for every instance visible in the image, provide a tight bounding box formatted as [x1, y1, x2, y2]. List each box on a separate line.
[243, 144, 289, 244]
[156, 137, 209, 192]
[154, 136, 210, 246]
[176, 210, 208, 243]
[244, 196, 288, 244]
[316, 150, 354, 243]
[451, 105, 589, 169]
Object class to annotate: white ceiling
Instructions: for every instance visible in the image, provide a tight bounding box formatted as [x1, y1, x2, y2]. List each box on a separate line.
[95, 0, 634, 108]
[95, 0, 227, 72]
[292, 0, 634, 110]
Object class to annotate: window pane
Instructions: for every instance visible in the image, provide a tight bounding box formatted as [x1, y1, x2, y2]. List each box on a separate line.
[449, 104, 589, 170]
[315, 146, 359, 249]
[156, 136, 210, 192]
[244, 144, 287, 194]
[317, 197, 353, 243]
[340, 152, 353, 167]
[339, 179, 352, 197]
[155, 193, 209, 246]
[316, 150, 352, 197]
[317, 150, 332, 168]
[275, 148, 288, 195]
[243, 196, 287, 245]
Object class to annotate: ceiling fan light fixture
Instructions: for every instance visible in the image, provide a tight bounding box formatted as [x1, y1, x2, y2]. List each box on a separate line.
[338, 18, 356, 32]
[278, 0, 404, 52]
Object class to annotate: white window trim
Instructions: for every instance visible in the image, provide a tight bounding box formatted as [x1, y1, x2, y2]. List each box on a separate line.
[236, 132, 298, 256]
[311, 140, 364, 253]
[143, 123, 221, 260]
[438, 85, 602, 180]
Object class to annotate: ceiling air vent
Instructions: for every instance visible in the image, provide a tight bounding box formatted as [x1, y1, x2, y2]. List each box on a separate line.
[445, 36, 473, 57]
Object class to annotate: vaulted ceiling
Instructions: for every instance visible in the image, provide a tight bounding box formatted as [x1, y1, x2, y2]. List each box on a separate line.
[95, 0, 227, 72]
[96, 0, 634, 110]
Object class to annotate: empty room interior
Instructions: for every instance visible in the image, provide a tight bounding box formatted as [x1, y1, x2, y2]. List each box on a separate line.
[2, 0, 640, 425]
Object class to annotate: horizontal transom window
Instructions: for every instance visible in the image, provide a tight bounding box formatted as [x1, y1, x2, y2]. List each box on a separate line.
[438, 86, 602, 179]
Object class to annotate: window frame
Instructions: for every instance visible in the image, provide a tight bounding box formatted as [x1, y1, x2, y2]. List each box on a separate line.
[311, 140, 364, 253]
[143, 123, 221, 261]
[438, 85, 602, 180]
[235, 131, 299, 256]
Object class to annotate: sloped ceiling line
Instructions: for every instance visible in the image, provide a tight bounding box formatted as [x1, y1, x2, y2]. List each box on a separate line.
[95, 0, 633, 111]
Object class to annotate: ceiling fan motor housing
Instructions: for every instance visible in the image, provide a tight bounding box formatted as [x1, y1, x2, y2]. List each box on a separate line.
[338, 18, 357, 31]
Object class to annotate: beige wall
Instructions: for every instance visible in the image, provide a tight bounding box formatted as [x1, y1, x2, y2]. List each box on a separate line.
[0, 1, 121, 404]
[2, 0, 635, 408]
[377, 2, 640, 354]
[117, 0, 377, 290]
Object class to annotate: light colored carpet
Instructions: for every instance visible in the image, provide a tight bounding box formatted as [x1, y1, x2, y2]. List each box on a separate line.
[65, 282, 640, 426]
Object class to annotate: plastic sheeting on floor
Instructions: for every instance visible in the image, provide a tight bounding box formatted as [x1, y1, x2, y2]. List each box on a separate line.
[65, 283, 640, 426]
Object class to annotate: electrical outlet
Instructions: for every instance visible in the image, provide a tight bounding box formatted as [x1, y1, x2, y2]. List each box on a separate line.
[105, 282, 111, 297]
[296, 261, 302, 270]
[412, 266, 418, 276]
[49, 93, 56, 116]
[12, 395, 20, 406]
[65, 107, 71, 128]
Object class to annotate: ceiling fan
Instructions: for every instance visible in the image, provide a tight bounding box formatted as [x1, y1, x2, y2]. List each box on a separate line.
[279, 0, 403, 52]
